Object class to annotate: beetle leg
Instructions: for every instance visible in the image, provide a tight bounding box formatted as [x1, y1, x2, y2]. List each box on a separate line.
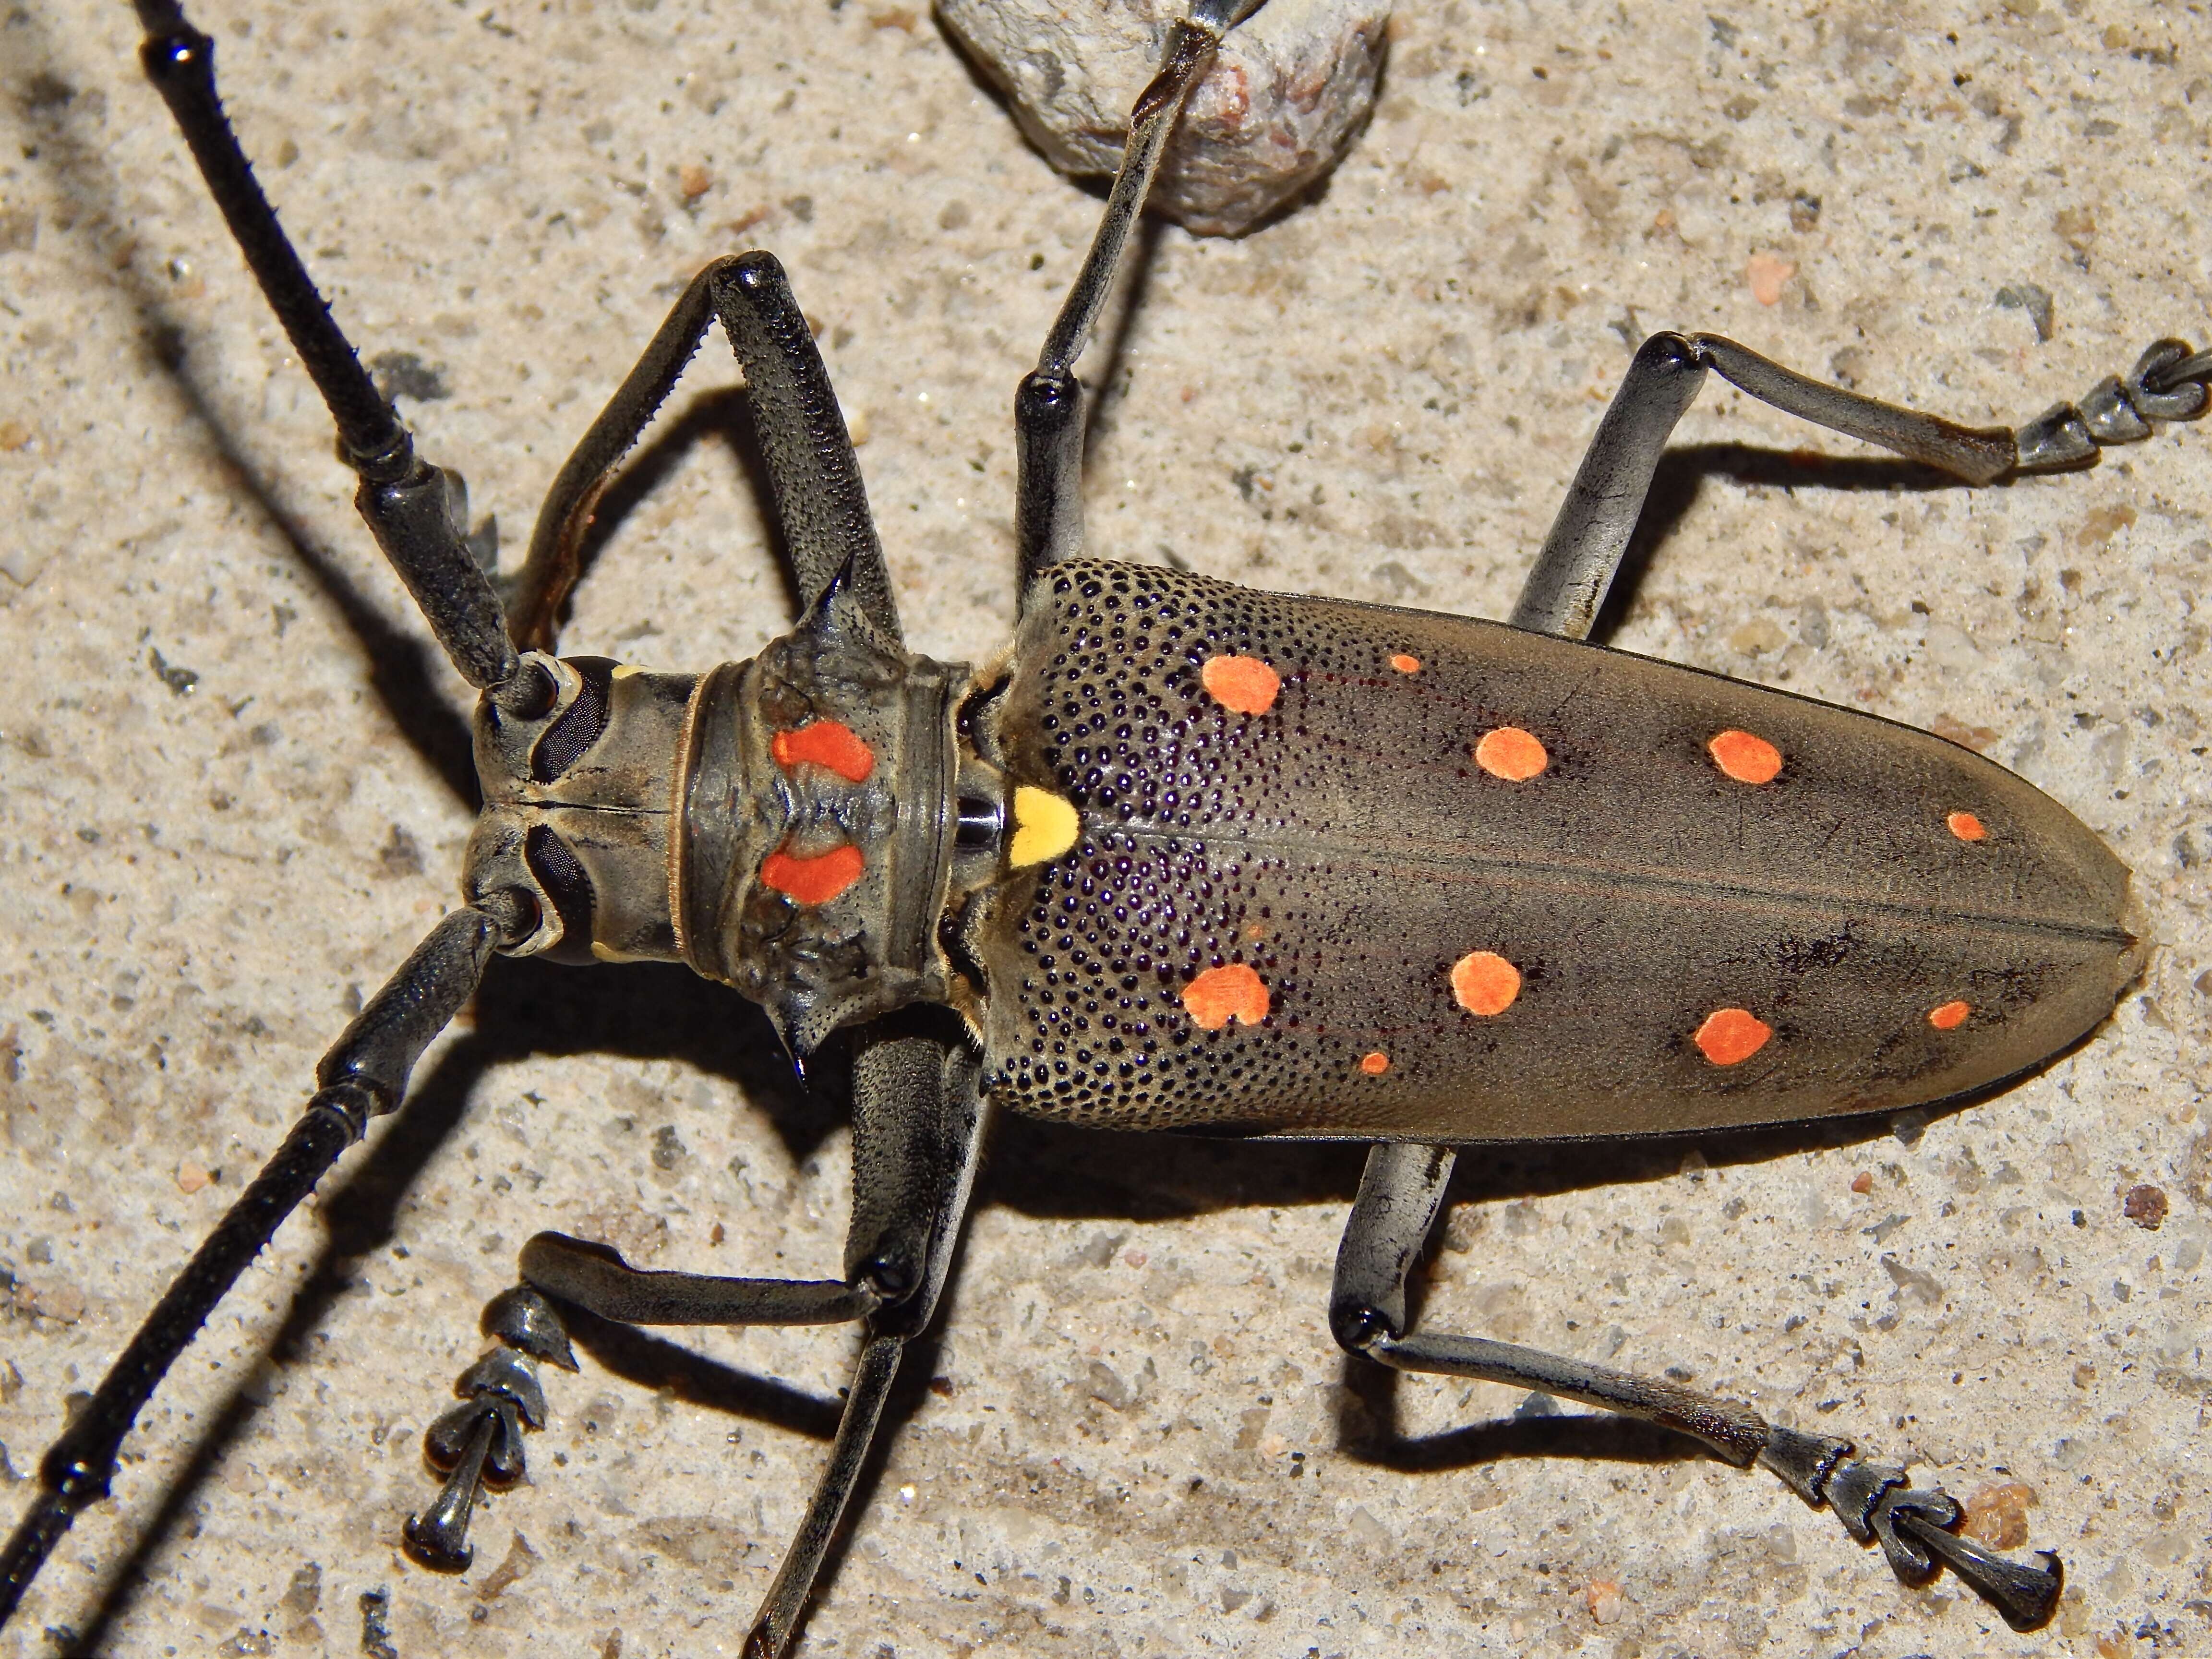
[1518, 330, 2210, 642]
[1013, 0, 1268, 595]
[412, 1018, 986, 1654]
[745, 1022, 989, 1659]
[510, 251, 899, 652]
[1326, 1141, 2065, 1632]
[403, 1242, 885, 1575]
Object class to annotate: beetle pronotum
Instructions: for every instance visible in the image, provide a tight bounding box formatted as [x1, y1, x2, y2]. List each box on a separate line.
[4, 0, 2209, 1653]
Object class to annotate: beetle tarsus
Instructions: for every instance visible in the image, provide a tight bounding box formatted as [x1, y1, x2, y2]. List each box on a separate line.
[2015, 337, 2210, 472]
[1776, 1446, 2064, 1630]
[1893, 1508, 2065, 1631]
[403, 1286, 576, 1573]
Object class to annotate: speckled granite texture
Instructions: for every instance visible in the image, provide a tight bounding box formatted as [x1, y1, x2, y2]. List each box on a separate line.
[1, 2, 2208, 1655]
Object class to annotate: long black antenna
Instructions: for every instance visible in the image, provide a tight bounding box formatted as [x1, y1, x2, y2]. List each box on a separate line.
[132, 0, 538, 708]
[0, 903, 523, 1627]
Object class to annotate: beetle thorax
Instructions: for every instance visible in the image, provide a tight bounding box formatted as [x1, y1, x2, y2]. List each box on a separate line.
[464, 580, 997, 1060]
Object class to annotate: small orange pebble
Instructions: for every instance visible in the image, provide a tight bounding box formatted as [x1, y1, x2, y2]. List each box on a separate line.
[1849, 1171, 1874, 1194]
[1182, 963, 1270, 1030]
[1359, 1051, 1391, 1075]
[1201, 654, 1281, 716]
[1450, 950, 1521, 1016]
[1947, 810, 1988, 842]
[1929, 999, 1972, 1031]
[771, 719, 876, 782]
[1694, 1007, 1772, 1066]
[1708, 729, 1782, 785]
[1583, 1579, 1624, 1627]
[1389, 652, 1421, 673]
[1474, 726, 1549, 782]
[759, 843, 865, 906]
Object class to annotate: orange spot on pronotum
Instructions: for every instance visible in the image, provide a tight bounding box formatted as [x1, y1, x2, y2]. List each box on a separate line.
[759, 843, 865, 906]
[1181, 963, 1270, 1030]
[771, 720, 876, 782]
[1389, 653, 1421, 674]
[1694, 1007, 1772, 1066]
[1474, 727, 1548, 782]
[1929, 999, 1972, 1031]
[1947, 810, 1988, 842]
[1201, 654, 1281, 716]
[1709, 729, 1782, 784]
[1450, 951, 1521, 1016]
[1359, 1051, 1390, 1075]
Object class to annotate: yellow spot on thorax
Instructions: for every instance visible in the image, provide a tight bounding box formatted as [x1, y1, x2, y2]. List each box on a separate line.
[1009, 786, 1080, 867]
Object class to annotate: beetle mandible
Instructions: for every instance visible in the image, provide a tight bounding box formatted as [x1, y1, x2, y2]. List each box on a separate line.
[3, 0, 2209, 1653]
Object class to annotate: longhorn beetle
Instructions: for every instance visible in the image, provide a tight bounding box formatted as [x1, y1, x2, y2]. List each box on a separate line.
[4, 0, 2208, 1652]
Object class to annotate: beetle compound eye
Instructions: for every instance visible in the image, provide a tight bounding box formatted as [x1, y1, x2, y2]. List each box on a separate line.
[529, 661, 613, 782]
[523, 823, 595, 957]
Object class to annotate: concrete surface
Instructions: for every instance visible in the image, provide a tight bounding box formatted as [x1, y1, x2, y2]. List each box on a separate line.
[2, 1, 2210, 1656]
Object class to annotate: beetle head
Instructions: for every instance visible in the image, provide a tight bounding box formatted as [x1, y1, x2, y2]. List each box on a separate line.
[464, 652, 698, 964]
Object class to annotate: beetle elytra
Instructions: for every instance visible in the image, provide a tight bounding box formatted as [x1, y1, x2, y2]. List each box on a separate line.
[4, 1, 2209, 1655]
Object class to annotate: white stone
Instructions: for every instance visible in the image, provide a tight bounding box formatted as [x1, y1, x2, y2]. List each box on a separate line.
[937, 0, 1390, 235]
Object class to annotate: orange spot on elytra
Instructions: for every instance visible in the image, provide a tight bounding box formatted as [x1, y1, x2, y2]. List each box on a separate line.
[1201, 654, 1281, 716]
[1181, 963, 1270, 1030]
[1947, 810, 1987, 842]
[1450, 951, 1521, 1016]
[1389, 652, 1421, 673]
[1359, 1051, 1390, 1075]
[1694, 1007, 1772, 1065]
[1709, 729, 1782, 785]
[772, 720, 876, 782]
[1475, 727, 1548, 782]
[1929, 999, 1972, 1030]
[760, 843, 864, 905]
